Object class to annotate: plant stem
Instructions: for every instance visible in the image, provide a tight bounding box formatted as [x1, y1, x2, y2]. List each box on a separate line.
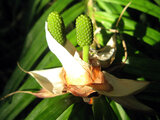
[83, 46, 90, 63]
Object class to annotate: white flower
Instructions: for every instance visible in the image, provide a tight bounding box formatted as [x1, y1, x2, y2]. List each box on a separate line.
[26, 22, 152, 111]
[28, 22, 149, 96]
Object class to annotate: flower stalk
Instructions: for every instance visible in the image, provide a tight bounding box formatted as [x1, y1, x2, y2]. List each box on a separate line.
[83, 46, 90, 63]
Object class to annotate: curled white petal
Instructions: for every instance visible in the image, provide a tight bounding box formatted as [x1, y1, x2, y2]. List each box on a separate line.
[91, 34, 117, 67]
[92, 34, 116, 61]
[45, 22, 89, 85]
[98, 71, 149, 97]
[98, 34, 116, 61]
[29, 68, 64, 94]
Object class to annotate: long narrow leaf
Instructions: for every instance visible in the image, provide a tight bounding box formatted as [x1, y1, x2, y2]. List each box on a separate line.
[2, 0, 74, 95]
[25, 94, 78, 120]
[96, 0, 129, 16]
[100, 0, 160, 19]
[56, 104, 74, 120]
[92, 96, 118, 120]
[110, 101, 130, 120]
[95, 11, 160, 46]
[124, 57, 160, 80]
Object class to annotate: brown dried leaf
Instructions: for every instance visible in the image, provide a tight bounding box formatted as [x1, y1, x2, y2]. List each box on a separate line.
[0, 89, 56, 101]
[67, 85, 95, 97]
[31, 89, 57, 98]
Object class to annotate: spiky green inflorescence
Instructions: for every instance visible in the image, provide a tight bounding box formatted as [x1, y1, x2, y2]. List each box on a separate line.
[76, 15, 93, 63]
[47, 12, 66, 45]
[76, 15, 93, 47]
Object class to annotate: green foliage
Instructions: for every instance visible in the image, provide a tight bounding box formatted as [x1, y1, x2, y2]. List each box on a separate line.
[0, 0, 160, 120]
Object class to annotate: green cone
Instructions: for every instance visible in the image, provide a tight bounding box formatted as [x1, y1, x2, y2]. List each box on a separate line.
[76, 15, 93, 47]
[47, 12, 66, 45]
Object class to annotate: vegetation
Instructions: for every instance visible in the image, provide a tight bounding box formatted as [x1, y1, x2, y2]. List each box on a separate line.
[0, 0, 160, 119]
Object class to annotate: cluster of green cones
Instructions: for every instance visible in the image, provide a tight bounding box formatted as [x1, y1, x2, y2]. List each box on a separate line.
[47, 11, 93, 63]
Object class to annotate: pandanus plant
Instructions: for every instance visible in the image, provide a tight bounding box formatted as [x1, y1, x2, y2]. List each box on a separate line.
[1, 0, 160, 119]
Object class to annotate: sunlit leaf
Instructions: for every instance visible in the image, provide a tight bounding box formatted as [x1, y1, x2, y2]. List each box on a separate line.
[25, 94, 79, 120]
[110, 101, 130, 120]
[95, 11, 160, 46]
[100, 0, 160, 19]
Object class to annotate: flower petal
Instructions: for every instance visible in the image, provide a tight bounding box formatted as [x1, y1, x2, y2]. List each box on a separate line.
[45, 22, 90, 85]
[91, 34, 117, 67]
[0, 89, 56, 100]
[28, 67, 65, 95]
[97, 71, 149, 97]
[29, 89, 56, 98]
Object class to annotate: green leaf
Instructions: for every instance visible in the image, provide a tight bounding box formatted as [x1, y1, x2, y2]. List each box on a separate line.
[67, 29, 77, 46]
[96, 0, 129, 16]
[36, 0, 51, 14]
[92, 96, 118, 120]
[0, 52, 57, 120]
[95, 11, 160, 46]
[123, 57, 160, 81]
[25, 94, 79, 120]
[68, 102, 93, 120]
[154, 0, 160, 6]
[62, 2, 85, 26]
[110, 101, 130, 120]
[57, 104, 74, 120]
[100, 0, 160, 19]
[21, 0, 41, 30]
